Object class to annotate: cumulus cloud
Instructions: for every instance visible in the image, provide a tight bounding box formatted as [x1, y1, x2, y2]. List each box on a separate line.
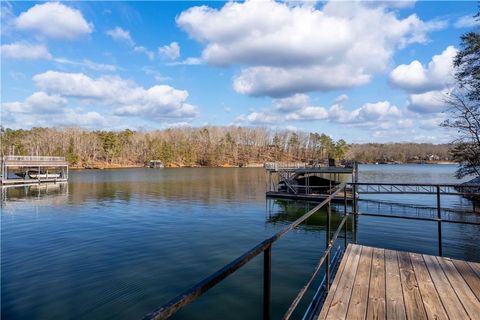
[389, 46, 457, 114]
[389, 46, 457, 92]
[106, 26, 134, 46]
[328, 101, 401, 124]
[158, 42, 180, 60]
[2, 92, 106, 129]
[15, 2, 92, 39]
[2, 92, 66, 114]
[408, 90, 449, 113]
[1, 42, 52, 59]
[32, 71, 198, 120]
[177, 0, 444, 97]
[236, 95, 401, 125]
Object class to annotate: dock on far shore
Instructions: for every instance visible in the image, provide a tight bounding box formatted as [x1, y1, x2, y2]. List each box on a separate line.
[1, 156, 69, 187]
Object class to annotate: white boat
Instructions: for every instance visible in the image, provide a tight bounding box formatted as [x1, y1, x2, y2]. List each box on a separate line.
[28, 171, 61, 179]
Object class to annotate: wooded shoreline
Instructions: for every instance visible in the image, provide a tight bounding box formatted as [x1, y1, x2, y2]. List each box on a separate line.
[2, 127, 453, 168]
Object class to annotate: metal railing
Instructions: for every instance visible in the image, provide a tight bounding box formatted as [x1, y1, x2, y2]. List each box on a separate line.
[3, 156, 66, 162]
[144, 181, 479, 320]
[350, 182, 480, 257]
[353, 182, 479, 196]
[143, 183, 350, 320]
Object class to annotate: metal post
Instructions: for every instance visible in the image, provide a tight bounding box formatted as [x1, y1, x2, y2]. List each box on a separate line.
[344, 186, 347, 248]
[263, 246, 271, 320]
[436, 186, 442, 256]
[326, 199, 331, 291]
[352, 183, 357, 243]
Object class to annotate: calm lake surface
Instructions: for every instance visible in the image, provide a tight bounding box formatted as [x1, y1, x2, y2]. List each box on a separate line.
[2, 164, 479, 319]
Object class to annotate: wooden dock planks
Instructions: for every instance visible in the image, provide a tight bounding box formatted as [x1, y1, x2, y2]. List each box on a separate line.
[385, 250, 406, 320]
[318, 244, 480, 320]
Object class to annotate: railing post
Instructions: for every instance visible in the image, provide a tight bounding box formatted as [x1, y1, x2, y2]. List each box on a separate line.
[436, 186, 442, 257]
[352, 183, 357, 243]
[326, 199, 331, 291]
[264, 245, 271, 320]
[344, 186, 347, 248]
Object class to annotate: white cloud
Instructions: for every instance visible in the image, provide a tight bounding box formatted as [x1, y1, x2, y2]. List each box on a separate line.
[419, 116, 444, 129]
[134, 46, 155, 60]
[106, 26, 134, 46]
[334, 94, 349, 104]
[159, 42, 180, 60]
[142, 67, 170, 82]
[454, 15, 480, 28]
[15, 2, 92, 39]
[408, 90, 449, 113]
[32, 71, 198, 120]
[328, 101, 401, 124]
[2, 92, 66, 114]
[106, 27, 155, 60]
[273, 93, 310, 112]
[167, 57, 202, 66]
[1, 42, 52, 59]
[390, 46, 457, 114]
[177, 0, 444, 97]
[54, 58, 117, 72]
[389, 46, 457, 92]
[2, 91, 107, 129]
[236, 111, 281, 124]
[236, 95, 401, 126]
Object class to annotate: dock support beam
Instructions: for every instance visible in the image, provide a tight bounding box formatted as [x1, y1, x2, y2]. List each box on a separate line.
[344, 187, 347, 248]
[436, 186, 442, 256]
[326, 200, 331, 291]
[263, 245, 271, 320]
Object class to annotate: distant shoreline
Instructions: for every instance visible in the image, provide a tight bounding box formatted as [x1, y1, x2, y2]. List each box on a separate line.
[69, 161, 456, 170]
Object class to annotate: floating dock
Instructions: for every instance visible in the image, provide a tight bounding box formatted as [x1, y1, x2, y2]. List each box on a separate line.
[1, 156, 68, 186]
[318, 244, 480, 320]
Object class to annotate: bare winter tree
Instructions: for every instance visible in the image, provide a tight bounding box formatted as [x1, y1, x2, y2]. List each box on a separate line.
[442, 91, 480, 178]
[442, 8, 480, 178]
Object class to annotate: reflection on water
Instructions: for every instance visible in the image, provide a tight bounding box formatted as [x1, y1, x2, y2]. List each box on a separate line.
[1, 166, 479, 320]
[2, 183, 69, 210]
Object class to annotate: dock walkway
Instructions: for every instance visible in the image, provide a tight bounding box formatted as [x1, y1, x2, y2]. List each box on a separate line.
[319, 244, 480, 320]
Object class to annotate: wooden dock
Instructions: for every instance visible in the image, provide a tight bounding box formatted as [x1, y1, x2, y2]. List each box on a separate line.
[1, 156, 68, 186]
[265, 191, 354, 203]
[318, 244, 480, 320]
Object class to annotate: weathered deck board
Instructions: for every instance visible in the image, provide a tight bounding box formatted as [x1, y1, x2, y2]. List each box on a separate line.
[346, 246, 373, 320]
[423, 254, 470, 319]
[398, 251, 427, 320]
[385, 249, 406, 320]
[453, 259, 480, 301]
[317, 244, 480, 320]
[437, 257, 479, 319]
[409, 253, 447, 320]
[320, 244, 361, 319]
[317, 244, 354, 320]
[366, 248, 386, 320]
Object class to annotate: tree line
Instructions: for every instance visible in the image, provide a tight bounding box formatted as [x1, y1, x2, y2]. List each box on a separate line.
[0, 127, 451, 167]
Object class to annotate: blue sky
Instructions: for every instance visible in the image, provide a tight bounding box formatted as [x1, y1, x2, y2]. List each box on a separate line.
[1, 1, 479, 143]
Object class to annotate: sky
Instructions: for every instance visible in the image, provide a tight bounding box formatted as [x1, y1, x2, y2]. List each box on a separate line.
[1, 0, 479, 143]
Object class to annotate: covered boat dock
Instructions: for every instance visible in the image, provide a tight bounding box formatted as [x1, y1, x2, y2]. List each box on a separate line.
[1, 156, 68, 186]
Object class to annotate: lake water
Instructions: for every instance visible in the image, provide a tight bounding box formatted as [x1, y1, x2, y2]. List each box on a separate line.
[1, 165, 479, 319]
